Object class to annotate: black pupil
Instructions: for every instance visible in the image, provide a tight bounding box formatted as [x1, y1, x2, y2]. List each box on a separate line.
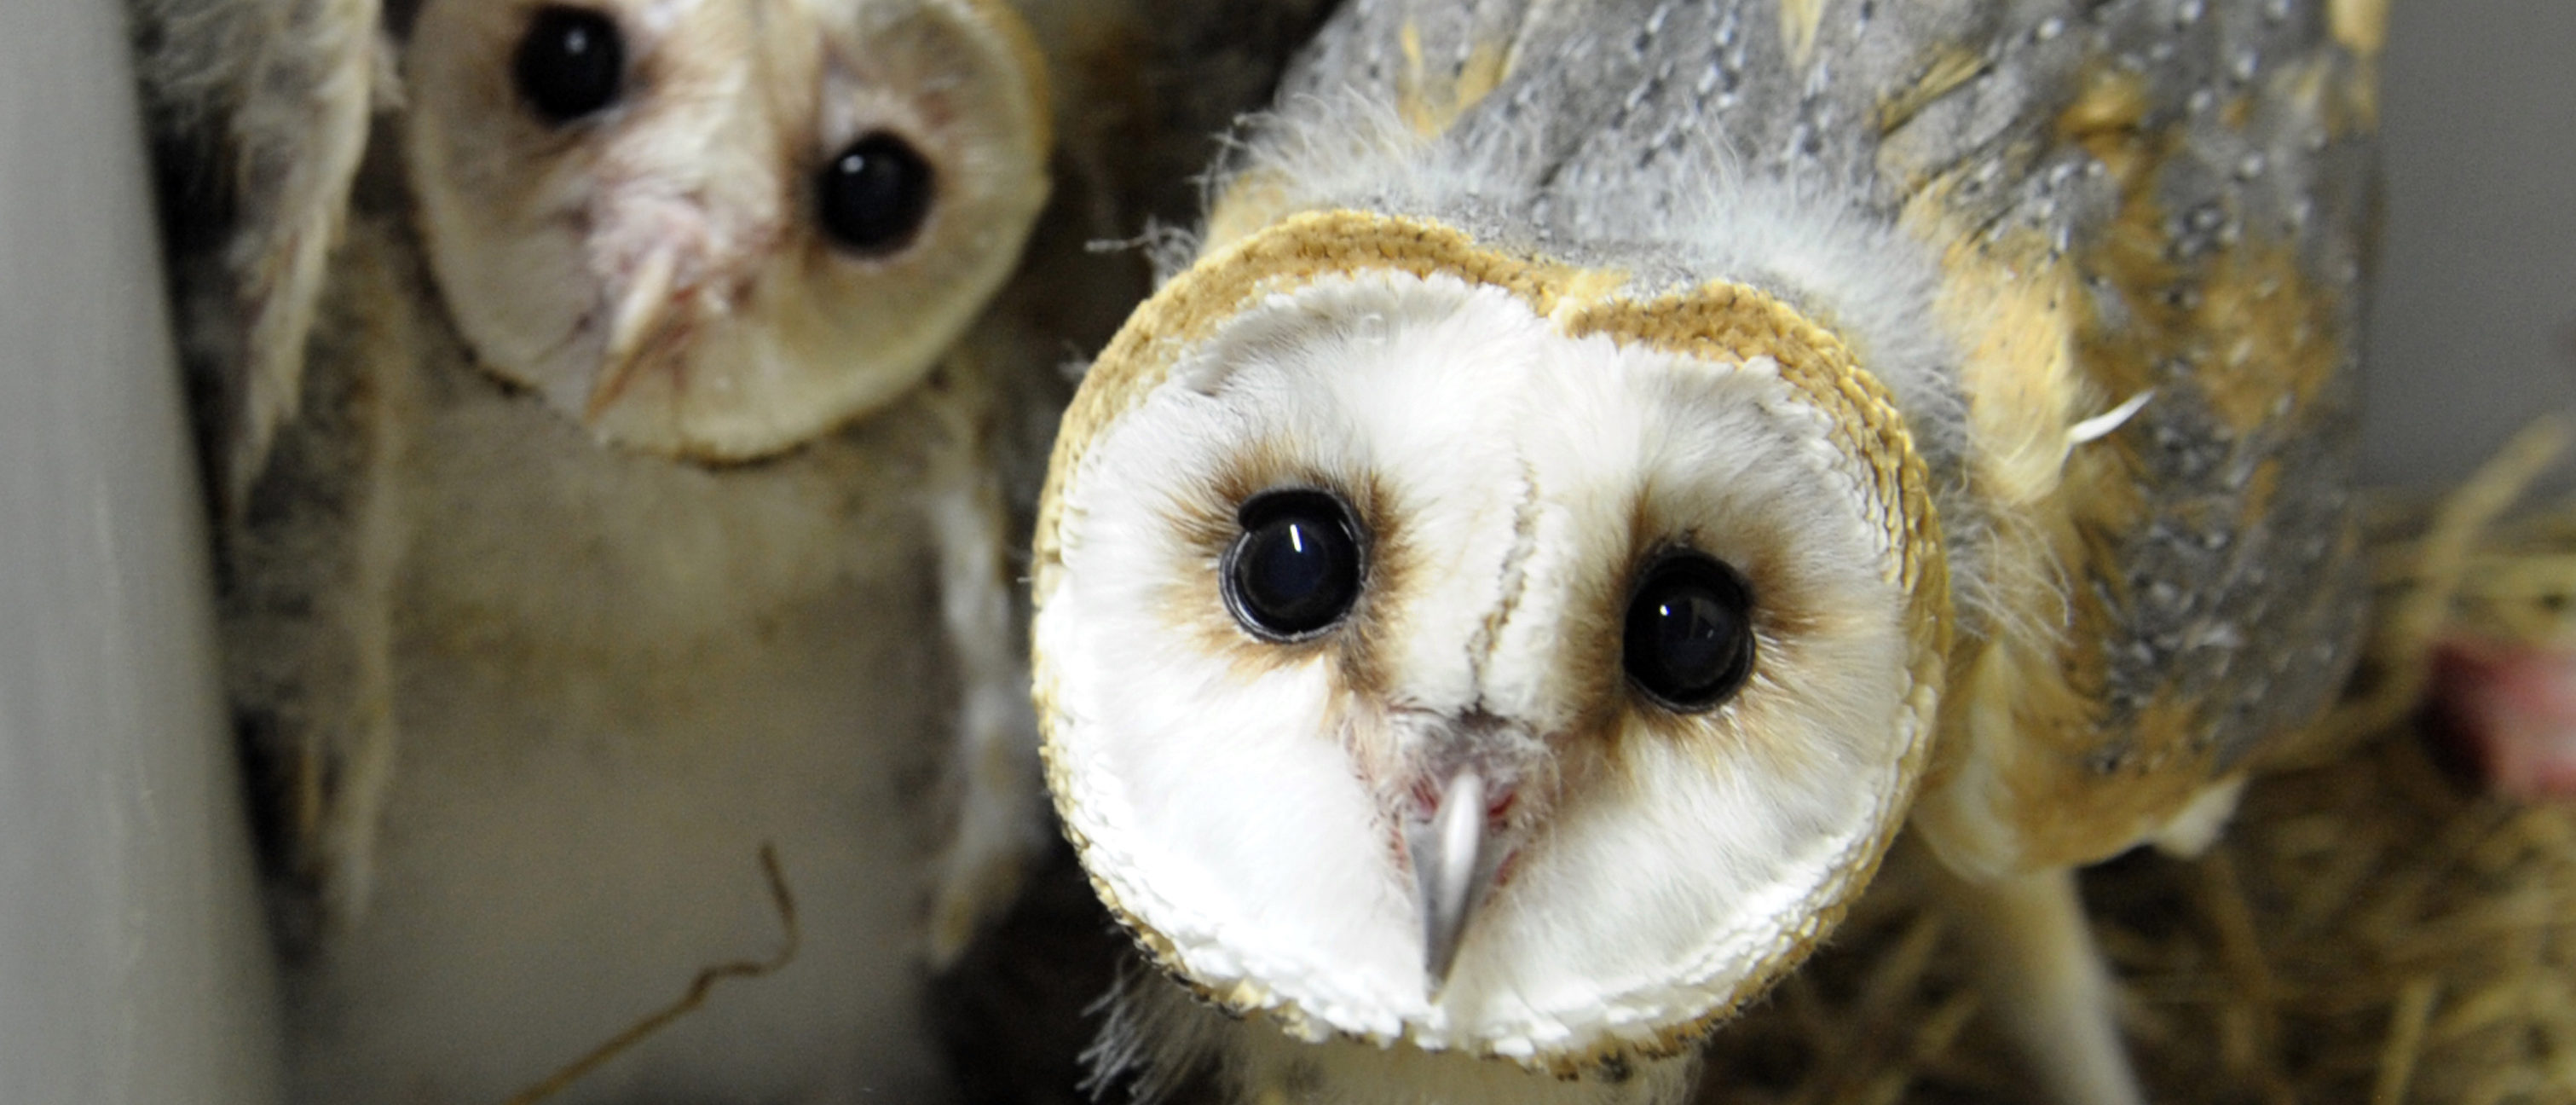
[1622, 553, 1755, 710]
[817, 134, 934, 255]
[1224, 491, 1363, 639]
[513, 7, 623, 124]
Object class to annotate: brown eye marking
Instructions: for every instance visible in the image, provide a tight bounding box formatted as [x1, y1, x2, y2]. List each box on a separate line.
[1158, 454, 1410, 702]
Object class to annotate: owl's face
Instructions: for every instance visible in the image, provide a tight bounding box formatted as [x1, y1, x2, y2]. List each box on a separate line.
[404, 0, 1048, 458]
[1034, 214, 1949, 1062]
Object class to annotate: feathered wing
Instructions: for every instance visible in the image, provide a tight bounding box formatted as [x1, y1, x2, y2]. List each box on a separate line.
[918, 338, 1054, 968]
[1846, 0, 2382, 876]
[130, 0, 384, 508]
[218, 213, 418, 950]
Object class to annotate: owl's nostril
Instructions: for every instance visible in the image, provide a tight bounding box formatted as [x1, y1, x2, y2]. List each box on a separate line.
[1401, 772, 1517, 829]
[1406, 777, 1441, 816]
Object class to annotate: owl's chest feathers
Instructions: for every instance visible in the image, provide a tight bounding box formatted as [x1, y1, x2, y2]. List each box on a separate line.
[345, 264, 955, 780]
[399, 365, 929, 655]
[1112, 969, 1695, 1105]
[255, 217, 963, 1102]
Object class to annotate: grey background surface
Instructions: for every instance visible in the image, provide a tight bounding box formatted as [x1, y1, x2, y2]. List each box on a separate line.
[2364, 1, 2576, 487]
[0, 2, 2561, 1102]
[0, 0, 284, 1102]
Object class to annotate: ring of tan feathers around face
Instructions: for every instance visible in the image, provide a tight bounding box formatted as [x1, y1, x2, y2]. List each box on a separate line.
[1031, 208, 1953, 1071]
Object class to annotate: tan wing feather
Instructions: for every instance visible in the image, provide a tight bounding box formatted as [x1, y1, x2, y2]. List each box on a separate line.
[131, 0, 384, 508]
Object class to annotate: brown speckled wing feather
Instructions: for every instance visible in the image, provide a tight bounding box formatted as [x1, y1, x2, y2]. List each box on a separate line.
[1875, 1, 2379, 871]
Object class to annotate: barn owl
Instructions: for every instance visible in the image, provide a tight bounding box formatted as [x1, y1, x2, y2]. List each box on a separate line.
[1030, 2, 2384, 1103]
[130, 0, 1084, 1097]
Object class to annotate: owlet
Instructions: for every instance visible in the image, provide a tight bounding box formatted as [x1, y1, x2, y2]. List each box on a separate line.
[1029, 1, 2383, 1103]
[131, 0, 1073, 1098]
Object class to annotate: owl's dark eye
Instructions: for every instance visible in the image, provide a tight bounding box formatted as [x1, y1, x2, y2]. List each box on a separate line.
[817, 133, 935, 255]
[513, 6, 625, 124]
[1222, 489, 1365, 641]
[1622, 551, 1755, 711]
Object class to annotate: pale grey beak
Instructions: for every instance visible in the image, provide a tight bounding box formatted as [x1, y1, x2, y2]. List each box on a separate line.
[1407, 767, 1504, 995]
[587, 244, 682, 420]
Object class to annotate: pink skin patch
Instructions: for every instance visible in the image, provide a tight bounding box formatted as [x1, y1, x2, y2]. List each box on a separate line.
[1386, 776, 1525, 887]
[2427, 636, 2576, 799]
[1401, 777, 1519, 824]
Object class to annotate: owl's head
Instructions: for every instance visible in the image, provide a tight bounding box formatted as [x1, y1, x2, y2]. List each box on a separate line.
[1032, 211, 1953, 1066]
[403, 0, 1048, 458]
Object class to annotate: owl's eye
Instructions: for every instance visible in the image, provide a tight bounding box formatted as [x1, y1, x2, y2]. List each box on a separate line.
[513, 6, 624, 124]
[1222, 489, 1365, 641]
[817, 133, 935, 255]
[1622, 552, 1755, 711]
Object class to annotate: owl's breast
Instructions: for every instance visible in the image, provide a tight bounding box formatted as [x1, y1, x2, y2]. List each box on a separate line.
[250, 205, 964, 1103]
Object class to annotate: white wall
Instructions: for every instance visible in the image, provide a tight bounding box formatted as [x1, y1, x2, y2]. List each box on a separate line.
[0, 0, 284, 1100]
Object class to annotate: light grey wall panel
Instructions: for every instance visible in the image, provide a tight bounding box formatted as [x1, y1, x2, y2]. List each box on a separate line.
[2362, 2, 2576, 488]
[0, 0, 284, 1100]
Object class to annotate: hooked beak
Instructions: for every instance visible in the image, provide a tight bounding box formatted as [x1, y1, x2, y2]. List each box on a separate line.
[1406, 767, 1508, 995]
[586, 243, 682, 421]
